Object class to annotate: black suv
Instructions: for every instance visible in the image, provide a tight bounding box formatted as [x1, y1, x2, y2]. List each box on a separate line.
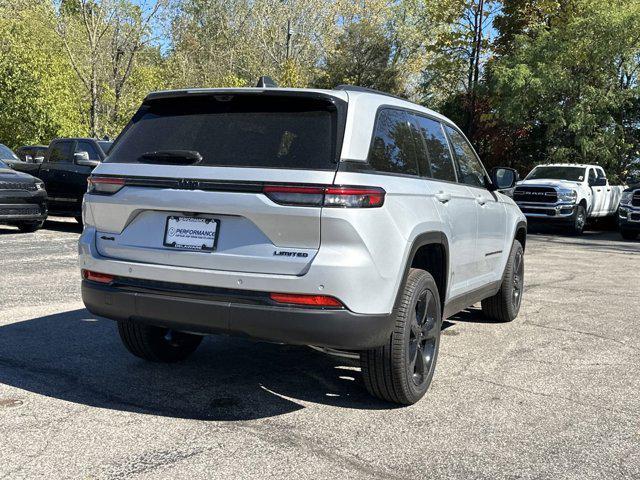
[0, 150, 47, 232]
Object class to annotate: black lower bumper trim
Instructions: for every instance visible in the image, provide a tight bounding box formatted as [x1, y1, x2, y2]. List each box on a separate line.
[81, 280, 395, 350]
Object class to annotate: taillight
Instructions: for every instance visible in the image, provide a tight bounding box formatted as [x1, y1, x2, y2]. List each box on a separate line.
[87, 176, 125, 195]
[263, 185, 385, 208]
[82, 269, 115, 284]
[324, 186, 385, 208]
[262, 185, 325, 206]
[269, 293, 344, 308]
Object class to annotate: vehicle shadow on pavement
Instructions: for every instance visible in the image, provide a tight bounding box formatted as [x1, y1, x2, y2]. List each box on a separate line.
[0, 309, 400, 420]
[43, 219, 83, 233]
[447, 307, 498, 324]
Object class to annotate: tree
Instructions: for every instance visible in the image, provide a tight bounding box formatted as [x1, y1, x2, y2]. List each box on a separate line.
[56, 0, 167, 137]
[420, 0, 499, 143]
[0, 1, 84, 147]
[168, 0, 337, 89]
[491, 0, 640, 179]
[318, 20, 402, 93]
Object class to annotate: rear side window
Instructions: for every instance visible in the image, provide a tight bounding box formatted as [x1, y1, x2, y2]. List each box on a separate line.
[410, 115, 457, 182]
[106, 95, 340, 170]
[444, 126, 486, 188]
[368, 109, 419, 176]
[48, 142, 73, 163]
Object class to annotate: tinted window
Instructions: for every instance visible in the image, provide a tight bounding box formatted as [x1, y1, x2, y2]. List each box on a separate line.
[98, 141, 113, 154]
[0, 144, 18, 160]
[48, 142, 73, 163]
[106, 95, 339, 170]
[368, 109, 419, 176]
[76, 141, 101, 161]
[445, 126, 486, 188]
[596, 167, 606, 179]
[526, 166, 586, 182]
[411, 115, 457, 182]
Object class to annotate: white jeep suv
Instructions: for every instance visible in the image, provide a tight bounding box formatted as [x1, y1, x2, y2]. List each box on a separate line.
[79, 84, 526, 405]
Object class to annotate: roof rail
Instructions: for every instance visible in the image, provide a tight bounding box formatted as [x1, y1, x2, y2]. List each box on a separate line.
[334, 84, 406, 101]
[256, 76, 278, 88]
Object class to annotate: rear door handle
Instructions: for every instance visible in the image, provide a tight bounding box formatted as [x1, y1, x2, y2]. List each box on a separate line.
[475, 195, 487, 206]
[435, 192, 451, 204]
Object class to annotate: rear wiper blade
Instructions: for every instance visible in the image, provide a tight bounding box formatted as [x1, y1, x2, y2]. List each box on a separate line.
[137, 150, 203, 165]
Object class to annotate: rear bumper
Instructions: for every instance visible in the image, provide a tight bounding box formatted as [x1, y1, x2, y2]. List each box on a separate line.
[81, 280, 395, 350]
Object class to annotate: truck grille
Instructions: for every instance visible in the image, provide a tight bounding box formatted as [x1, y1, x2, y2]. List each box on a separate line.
[632, 190, 640, 207]
[513, 186, 558, 203]
[0, 181, 37, 191]
[0, 205, 42, 216]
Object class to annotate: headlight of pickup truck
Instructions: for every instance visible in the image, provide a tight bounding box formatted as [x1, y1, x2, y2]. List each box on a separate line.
[620, 191, 633, 205]
[557, 190, 577, 203]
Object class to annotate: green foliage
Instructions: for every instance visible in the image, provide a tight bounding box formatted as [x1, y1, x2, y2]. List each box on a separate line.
[0, 0, 637, 181]
[317, 20, 402, 94]
[491, 0, 640, 179]
[0, 2, 85, 148]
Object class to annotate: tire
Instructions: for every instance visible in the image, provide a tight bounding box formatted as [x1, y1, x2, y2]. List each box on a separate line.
[16, 221, 44, 233]
[481, 240, 524, 322]
[117, 320, 203, 363]
[568, 205, 586, 235]
[620, 228, 638, 240]
[360, 268, 442, 405]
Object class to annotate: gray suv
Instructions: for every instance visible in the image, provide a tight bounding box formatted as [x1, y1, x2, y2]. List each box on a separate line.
[79, 85, 526, 404]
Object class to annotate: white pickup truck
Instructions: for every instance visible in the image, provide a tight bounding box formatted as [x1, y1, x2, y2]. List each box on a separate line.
[513, 164, 624, 235]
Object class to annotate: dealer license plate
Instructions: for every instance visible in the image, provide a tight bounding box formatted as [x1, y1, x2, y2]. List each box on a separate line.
[163, 216, 219, 251]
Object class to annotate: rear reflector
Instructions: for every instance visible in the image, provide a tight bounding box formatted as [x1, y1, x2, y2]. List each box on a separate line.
[82, 269, 115, 284]
[269, 293, 344, 308]
[87, 176, 125, 195]
[263, 185, 385, 208]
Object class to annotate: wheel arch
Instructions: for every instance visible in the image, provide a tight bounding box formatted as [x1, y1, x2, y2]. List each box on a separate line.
[395, 232, 449, 311]
[515, 221, 527, 251]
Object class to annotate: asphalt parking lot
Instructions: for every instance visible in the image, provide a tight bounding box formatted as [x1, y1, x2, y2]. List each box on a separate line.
[0, 219, 638, 480]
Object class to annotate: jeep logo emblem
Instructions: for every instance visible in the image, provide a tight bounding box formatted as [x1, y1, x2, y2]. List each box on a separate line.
[178, 179, 200, 190]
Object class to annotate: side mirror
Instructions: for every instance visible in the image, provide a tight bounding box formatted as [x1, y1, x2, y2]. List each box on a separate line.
[489, 167, 519, 191]
[592, 177, 607, 187]
[25, 155, 33, 163]
[74, 151, 99, 167]
[34, 156, 44, 164]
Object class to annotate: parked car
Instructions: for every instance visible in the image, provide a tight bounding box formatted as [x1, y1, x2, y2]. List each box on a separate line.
[15, 145, 48, 163]
[79, 83, 526, 405]
[0, 143, 24, 169]
[11, 138, 110, 223]
[513, 163, 624, 235]
[0, 158, 47, 232]
[618, 183, 640, 240]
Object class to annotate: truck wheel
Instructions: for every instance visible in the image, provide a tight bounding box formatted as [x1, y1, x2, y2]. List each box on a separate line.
[360, 268, 442, 405]
[117, 320, 203, 363]
[568, 205, 586, 235]
[16, 221, 44, 233]
[620, 228, 638, 240]
[481, 240, 524, 322]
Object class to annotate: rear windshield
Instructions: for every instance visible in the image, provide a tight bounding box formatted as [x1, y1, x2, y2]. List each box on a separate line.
[106, 94, 341, 170]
